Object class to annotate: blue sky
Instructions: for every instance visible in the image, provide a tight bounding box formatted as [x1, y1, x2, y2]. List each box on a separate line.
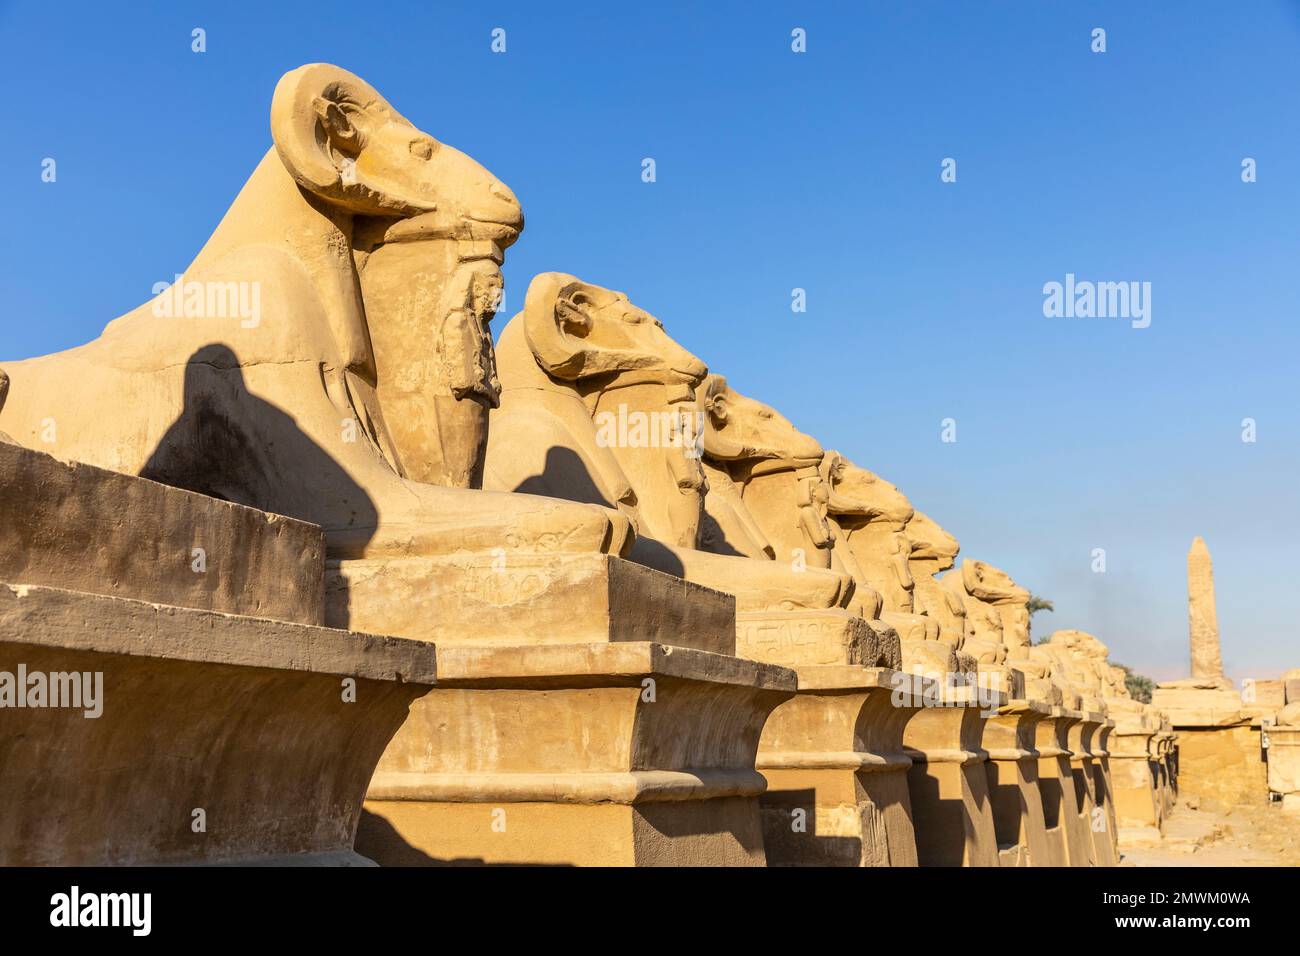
[3, 1, 1297, 679]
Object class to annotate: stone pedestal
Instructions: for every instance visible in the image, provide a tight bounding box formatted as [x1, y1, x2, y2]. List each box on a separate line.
[902, 683, 1005, 866]
[0, 583, 435, 865]
[1093, 719, 1120, 863]
[1266, 724, 1300, 810]
[1035, 709, 1092, 866]
[0, 443, 431, 865]
[754, 666, 929, 866]
[1110, 720, 1161, 846]
[359, 642, 795, 866]
[982, 699, 1053, 867]
[0, 441, 325, 623]
[1169, 724, 1269, 806]
[330, 553, 736, 654]
[1153, 681, 1266, 807]
[735, 608, 892, 670]
[1067, 713, 1116, 866]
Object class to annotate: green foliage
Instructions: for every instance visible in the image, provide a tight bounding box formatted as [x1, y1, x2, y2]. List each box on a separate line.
[1026, 595, 1055, 616]
[1026, 592, 1053, 642]
[1115, 663, 1154, 703]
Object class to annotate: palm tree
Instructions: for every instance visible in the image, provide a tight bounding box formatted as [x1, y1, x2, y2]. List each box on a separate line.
[1026, 593, 1053, 643]
[1115, 664, 1154, 704]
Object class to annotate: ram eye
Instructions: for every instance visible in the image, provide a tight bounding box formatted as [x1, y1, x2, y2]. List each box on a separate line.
[409, 138, 436, 160]
[621, 311, 645, 324]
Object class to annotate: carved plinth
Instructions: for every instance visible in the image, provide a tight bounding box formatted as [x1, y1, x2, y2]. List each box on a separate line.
[735, 608, 888, 668]
[0, 583, 436, 865]
[1066, 713, 1116, 866]
[1152, 680, 1245, 727]
[1266, 725, 1300, 810]
[1153, 722, 1264, 808]
[982, 699, 1053, 866]
[1034, 709, 1091, 866]
[1094, 719, 1119, 861]
[0, 444, 427, 865]
[902, 683, 1005, 866]
[359, 642, 795, 866]
[0, 442, 325, 623]
[754, 666, 930, 866]
[330, 554, 736, 655]
[1110, 720, 1161, 846]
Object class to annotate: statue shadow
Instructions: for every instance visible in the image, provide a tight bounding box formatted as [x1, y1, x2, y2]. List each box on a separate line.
[354, 810, 570, 867]
[140, 344, 377, 625]
[758, 787, 864, 866]
[697, 510, 747, 558]
[513, 445, 617, 509]
[512, 446, 689, 576]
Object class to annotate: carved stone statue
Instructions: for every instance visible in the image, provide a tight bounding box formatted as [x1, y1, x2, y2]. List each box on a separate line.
[903, 510, 967, 650]
[1050, 631, 1102, 701]
[0, 64, 631, 640]
[816, 452, 962, 676]
[940, 560, 1012, 666]
[484, 273, 857, 616]
[698, 376, 834, 568]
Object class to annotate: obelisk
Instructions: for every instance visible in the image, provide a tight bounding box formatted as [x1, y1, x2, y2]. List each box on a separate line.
[1188, 536, 1223, 679]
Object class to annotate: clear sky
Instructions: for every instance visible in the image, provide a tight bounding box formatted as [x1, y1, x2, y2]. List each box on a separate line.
[3, 1, 1297, 680]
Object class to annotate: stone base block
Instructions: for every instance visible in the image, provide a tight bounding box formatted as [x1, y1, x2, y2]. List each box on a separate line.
[898, 639, 960, 679]
[1153, 681, 1246, 727]
[1173, 725, 1267, 807]
[983, 699, 1053, 867]
[1110, 728, 1161, 835]
[1035, 709, 1092, 867]
[0, 582, 436, 865]
[0, 441, 324, 624]
[1266, 724, 1300, 804]
[755, 666, 928, 867]
[736, 609, 892, 668]
[1068, 714, 1117, 866]
[902, 684, 1005, 867]
[359, 642, 795, 866]
[329, 554, 737, 655]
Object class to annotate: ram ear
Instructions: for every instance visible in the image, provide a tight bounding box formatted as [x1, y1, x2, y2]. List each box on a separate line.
[522, 273, 603, 380]
[271, 63, 392, 212]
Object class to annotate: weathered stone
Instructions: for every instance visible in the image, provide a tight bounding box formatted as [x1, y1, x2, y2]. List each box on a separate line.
[0, 582, 436, 865]
[755, 667, 930, 866]
[1188, 536, 1224, 681]
[982, 699, 1054, 866]
[330, 553, 737, 654]
[0, 441, 323, 624]
[0, 64, 634, 642]
[902, 683, 1006, 866]
[1035, 709, 1093, 866]
[358, 642, 795, 865]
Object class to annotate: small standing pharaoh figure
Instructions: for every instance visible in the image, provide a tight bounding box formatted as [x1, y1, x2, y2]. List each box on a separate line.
[354, 216, 507, 488]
